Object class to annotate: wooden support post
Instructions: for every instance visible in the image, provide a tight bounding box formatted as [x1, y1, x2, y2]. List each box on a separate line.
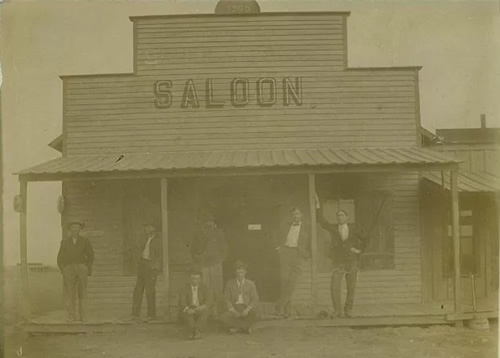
[20, 180, 28, 291]
[308, 174, 318, 314]
[450, 170, 463, 327]
[19, 180, 29, 320]
[160, 178, 170, 321]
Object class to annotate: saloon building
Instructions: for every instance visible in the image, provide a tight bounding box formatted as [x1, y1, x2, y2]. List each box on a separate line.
[17, 2, 497, 324]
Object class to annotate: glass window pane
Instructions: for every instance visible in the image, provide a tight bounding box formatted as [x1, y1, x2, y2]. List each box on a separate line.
[461, 237, 474, 255]
[460, 225, 473, 236]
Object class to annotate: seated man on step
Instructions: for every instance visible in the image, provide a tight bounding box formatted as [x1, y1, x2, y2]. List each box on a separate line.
[178, 268, 213, 340]
[220, 260, 259, 334]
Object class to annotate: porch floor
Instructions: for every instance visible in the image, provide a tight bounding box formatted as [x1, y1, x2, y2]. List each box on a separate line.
[21, 302, 498, 334]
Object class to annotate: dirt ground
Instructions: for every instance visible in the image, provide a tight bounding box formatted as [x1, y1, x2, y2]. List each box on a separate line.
[3, 322, 498, 358]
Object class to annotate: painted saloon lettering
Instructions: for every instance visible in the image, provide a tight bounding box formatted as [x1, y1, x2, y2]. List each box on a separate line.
[153, 77, 303, 109]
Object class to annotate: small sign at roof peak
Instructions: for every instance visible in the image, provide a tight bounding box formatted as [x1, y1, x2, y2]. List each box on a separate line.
[214, 0, 261, 14]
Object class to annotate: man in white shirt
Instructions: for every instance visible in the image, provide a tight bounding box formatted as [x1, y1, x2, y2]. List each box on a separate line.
[179, 269, 213, 339]
[132, 222, 162, 322]
[274, 207, 310, 318]
[220, 260, 259, 334]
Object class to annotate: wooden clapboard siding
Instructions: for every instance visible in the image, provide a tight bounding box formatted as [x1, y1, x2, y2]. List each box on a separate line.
[134, 14, 346, 73]
[62, 171, 424, 314]
[63, 180, 132, 311]
[429, 143, 500, 174]
[62, 12, 420, 156]
[298, 172, 423, 308]
[63, 71, 418, 155]
[63, 180, 165, 314]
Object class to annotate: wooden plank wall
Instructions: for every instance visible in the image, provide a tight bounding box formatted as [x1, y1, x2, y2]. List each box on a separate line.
[430, 144, 500, 175]
[313, 172, 422, 308]
[62, 13, 419, 155]
[62, 172, 422, 317]
[63, 180, 167, 316]
[420, 179, 499, 311]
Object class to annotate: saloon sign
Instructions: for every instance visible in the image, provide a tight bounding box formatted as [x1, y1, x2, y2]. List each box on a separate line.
[153, 77, 303, 109]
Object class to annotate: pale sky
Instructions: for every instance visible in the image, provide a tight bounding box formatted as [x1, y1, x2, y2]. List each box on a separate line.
[1, 0, 499, 265]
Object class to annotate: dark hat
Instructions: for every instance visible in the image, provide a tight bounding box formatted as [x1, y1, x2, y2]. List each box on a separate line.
[67, 221, 84, 229]
[317, 310, 329, 319]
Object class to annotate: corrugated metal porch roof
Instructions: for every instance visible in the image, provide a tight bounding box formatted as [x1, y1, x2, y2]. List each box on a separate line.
[423, 171, 500, 193]
[17, 147, 458, 180]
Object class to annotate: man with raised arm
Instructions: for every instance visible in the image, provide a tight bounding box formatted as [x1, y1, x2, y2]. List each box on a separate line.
[314, 194, 368, 318]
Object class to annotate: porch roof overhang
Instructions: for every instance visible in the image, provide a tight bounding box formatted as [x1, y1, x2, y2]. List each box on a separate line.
[423, 171, 500, 193]
[16, 147, 459, 182]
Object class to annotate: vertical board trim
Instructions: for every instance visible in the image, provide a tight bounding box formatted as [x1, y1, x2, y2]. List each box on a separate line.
[160, 178, 170, 320]
[450, 170, 462, 314]
[308, 173, 318, 312]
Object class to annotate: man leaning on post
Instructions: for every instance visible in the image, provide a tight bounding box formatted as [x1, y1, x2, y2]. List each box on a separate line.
[131, 222, 162, 322]
[57, 220, 94, 322]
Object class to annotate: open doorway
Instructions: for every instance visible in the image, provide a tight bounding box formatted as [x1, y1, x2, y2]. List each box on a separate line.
[203, 177, 283, 302]
[219, 198, 280, 302]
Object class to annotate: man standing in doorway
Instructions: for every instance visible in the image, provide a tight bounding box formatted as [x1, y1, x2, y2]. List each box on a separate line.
[314, 194, 368, 318]
[220, 260, 259, 334]
[274, 207, 309, 318]
[57, 221, 94, 322]
[190, 213, 228, 298]
[132, 222, 162, 321]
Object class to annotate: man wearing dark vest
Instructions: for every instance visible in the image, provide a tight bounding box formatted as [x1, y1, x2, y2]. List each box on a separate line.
[220, 260, 259, 334]
[178, 269, 213, 340]
[57, 221, 94, 322]
[131, 222, 162, 321]
[314, 194, 368, 318]
[274, 207, 309, 318]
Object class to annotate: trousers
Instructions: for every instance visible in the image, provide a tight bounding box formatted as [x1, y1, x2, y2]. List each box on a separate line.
[180, 308, 210, 333]
[220, 304, 258, 330]
[132, 259, 158, 318]
[201, 264, 223, 296]
[62, 264, 88, 320]
[330, 261, 359, 314]
[277, 247, 302, 315]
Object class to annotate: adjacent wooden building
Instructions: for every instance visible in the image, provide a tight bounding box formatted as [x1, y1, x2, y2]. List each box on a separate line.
[420, 121, 500, 313]
[18, 6, 476, 323]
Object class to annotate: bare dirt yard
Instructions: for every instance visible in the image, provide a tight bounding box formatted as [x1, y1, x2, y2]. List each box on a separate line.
[3, 322, 498, 358]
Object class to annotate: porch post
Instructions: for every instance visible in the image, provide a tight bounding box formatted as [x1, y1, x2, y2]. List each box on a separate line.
[19, 179, 30, 319]
[160, 178, 170, 321]
[308, 174, 318, 314]
[20, 180, 28, 291]
[450, 169, 462, 324]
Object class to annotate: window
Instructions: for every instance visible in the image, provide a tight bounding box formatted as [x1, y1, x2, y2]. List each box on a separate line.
[443, 209, 478, 276]
[356, 191, 394, 270]
[316, 190, 394, 271]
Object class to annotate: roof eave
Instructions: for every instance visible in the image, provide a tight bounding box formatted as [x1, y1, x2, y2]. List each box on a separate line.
[18, 161, 459, 183]
[129, 11, 352, 22]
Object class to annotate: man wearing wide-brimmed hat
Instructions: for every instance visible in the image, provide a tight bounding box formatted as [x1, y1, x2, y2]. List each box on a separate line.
[131, 221, 162, 322]
[57, 220, 94, 322]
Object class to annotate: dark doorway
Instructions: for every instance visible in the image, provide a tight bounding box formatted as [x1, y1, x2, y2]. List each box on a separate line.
[209, 180, 281, 302]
